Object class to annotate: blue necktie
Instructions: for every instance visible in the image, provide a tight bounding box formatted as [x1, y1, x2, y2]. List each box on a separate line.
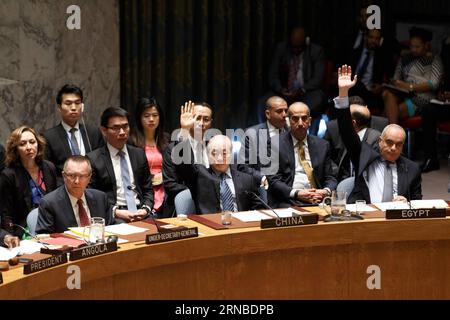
[118, 150, 138, 212]
[69, 128, 81, 155]
[220, 173, 235, 212]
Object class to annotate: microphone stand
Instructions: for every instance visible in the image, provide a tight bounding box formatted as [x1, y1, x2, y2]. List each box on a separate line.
[127, 186, 165, 234]
[8, 223, 49, 249]
[244, 190, 282, 218]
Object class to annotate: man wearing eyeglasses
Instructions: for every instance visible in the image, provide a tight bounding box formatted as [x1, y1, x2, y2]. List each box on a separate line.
[268, 102, 337, 207]
[334, 65, 422, 204]
[43, 84, 104, 185]
[35, 156, 114, 234]
[87, 107, 154, 222]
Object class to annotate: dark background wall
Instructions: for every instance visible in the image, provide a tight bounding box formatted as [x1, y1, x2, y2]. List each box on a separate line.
[121, 0, 449, 133]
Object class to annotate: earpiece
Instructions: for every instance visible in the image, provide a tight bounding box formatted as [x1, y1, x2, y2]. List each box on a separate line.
[306, 36, 310, 46]
[81, 103, 85, 113]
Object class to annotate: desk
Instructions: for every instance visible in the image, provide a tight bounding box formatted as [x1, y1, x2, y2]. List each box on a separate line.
[1, 215, 450, 299]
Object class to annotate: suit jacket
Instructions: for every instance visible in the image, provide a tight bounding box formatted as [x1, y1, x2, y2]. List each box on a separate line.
[369, 115, 389, 134]
[0, 160, 58, 237]
[336, 105, 422, 203]
[351, 46, 389, 85]
[0, 228, 10, 247]
[183, 164, 263, 214]
[237, 122, 286, 183]
[325, 119, 381, 181]
[267, 131, 337, 207]
[35, 186, 114, 234]
[269, 41, 325, 94]
[43, 123, 104, 178]
[87, 144, 154, 209]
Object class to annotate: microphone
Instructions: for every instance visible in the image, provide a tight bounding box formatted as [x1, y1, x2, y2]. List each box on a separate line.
[400, 163, 412, 209]
[8, 223, 49, 248]
[127, 186, 163, 233]
[244, 190, 280, 218]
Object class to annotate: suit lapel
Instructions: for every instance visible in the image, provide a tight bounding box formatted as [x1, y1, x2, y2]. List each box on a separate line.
[396, 158, 406, 197]
[84, 190, 98, 218]
[208, 167, 221, 205]
[127, 146, 139, 183]
[101, 146, 117, 189]
[79, 124, 91, 153]
[230, 166, 242, 211]
[57, 124, 72, 155]
[60, 187, 78, 226]
[283, 133, 295, 170]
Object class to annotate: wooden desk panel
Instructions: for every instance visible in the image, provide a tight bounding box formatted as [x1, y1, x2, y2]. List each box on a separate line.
[1, 217, 450, 299]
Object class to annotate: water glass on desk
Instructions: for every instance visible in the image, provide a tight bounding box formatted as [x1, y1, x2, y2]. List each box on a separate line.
[84, 217, 105, 244]
[355, 200, 367, 216]
[221, 211, 232, 225]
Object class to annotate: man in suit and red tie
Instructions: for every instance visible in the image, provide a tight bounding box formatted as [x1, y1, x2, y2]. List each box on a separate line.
[35, 156, 114, 234]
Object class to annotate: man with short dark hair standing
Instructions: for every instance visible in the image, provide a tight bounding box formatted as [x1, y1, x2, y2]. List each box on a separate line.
[43, 84, 104, 183]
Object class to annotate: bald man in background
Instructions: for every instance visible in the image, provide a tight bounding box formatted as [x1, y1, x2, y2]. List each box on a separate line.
[268, 102, 337, 207]
[325, 96, 381, 181]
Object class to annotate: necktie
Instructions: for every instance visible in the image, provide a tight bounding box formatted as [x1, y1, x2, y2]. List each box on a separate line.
[77, 199, 90, 227]
[382, 161, 393, 202]
[118, 150, 138, 212]
[298, 142, 317, 188]
[69, 128, 81, 155]
[287, 55, 301, 91]
[356, 50, 371, 78]
[220, 173, 235, 212]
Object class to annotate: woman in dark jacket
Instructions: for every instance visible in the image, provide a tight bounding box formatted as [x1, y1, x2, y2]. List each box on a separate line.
[0, 126, 57, 237]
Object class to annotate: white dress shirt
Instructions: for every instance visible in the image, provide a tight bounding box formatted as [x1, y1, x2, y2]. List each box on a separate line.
[107, 143, 139, 207]
[290, 135, 313, 198]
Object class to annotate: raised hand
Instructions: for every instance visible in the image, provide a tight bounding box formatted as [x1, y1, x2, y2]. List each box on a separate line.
[180, 100, 195, 130]
[338, 65, 357, 96]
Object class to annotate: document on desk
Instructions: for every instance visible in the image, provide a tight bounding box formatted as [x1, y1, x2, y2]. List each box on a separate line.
[105, 224, 149, 235]
[260, 208, 305, 218]
[232, 211, 273, 222]
[374, 199, 449, 211]
[0, 240, 44, 261]
[345, 204, 377, 212]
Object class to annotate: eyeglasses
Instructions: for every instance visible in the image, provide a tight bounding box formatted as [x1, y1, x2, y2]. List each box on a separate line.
[63, 172, 91, 181]
[106, 124, 130, 132]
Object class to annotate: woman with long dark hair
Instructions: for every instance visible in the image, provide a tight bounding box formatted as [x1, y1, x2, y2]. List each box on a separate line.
[130, 97, 169, 216]
[0, 126, 57, 237]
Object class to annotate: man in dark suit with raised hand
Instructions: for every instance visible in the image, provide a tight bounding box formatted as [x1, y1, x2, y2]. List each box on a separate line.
[268, 102, 337, 208]
[36, 156, 114, 234]
[87, 107, 153, 222]
[334, 65, 422, 204]
[43, 84, 104, 184]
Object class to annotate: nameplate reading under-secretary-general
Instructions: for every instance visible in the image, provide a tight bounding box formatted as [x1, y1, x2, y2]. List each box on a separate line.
[145, 227, 198, 244]
[69, 241, 118, 261]
[386, 208, 446, 220]
[23, 253, 68, 275]
[260, 213, 319, 229]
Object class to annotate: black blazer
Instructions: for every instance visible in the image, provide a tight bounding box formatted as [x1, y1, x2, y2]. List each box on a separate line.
[0, 160, 58, 237]
[336, 105, 422, 203]
[87, 144, 154, 209]
[182, 164, 263, 214]
[325, 119, 381, 181]
[35, 186, 114, 234]
[0, 144, 5, 173]
[43, 123, 104, 178]
[267, 131, 337, 207]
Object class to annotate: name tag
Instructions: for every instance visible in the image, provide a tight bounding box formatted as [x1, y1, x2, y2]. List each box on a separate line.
[145, 227, 198, 245]
[260, 213, 318, 229]
[69, 242, 118, 261]
[24, 253, 68, 275]
[386, 208, 446, 220]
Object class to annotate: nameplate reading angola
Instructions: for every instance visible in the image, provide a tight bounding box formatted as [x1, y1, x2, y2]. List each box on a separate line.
[145, 227, 198, 244]
[69, 241, 118, 261]
[260, 213, 319, 229]
[386, 208, 446, 220]
[23, 253, 68, 275]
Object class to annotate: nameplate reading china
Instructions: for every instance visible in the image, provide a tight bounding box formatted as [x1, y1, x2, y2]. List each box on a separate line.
[386, 208, 446, 220]
[69, 241, 118, 261]
[260, 213, 319, 229]
[145, 227, 198, 245]
[23, 253, 68, 275]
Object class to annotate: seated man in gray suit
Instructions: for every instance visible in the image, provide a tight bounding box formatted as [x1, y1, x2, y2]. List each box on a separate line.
[36, 156, 114, 234]
[325, 96, 382, 181]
